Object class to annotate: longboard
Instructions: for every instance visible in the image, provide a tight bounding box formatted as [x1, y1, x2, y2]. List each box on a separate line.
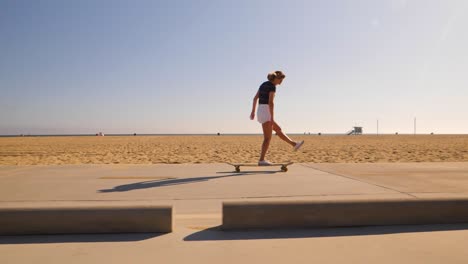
[227, 162, 294, 172]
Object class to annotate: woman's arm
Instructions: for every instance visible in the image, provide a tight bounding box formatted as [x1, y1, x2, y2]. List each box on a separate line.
[250, 91, 260, 120]
[268, 91, 275, 122]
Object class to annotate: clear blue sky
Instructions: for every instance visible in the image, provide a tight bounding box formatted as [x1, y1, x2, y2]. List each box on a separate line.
[1, 0, 467, 135]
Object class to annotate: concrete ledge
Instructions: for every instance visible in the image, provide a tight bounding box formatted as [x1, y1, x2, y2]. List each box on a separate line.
[0, 202, 172, 235]
[222, 198, 468, 230]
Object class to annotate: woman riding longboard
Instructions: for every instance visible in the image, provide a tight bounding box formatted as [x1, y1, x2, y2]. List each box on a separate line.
[250, 71, 304, 166]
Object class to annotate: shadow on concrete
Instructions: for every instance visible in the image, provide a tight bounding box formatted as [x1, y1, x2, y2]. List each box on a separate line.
[98, 171, 278, 193]
[0, 233, 165, 245]
[184, 224, 468, 241]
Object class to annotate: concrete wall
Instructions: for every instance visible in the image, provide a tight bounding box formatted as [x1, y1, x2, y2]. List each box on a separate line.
[223, 198, 468, 230]
[0, 203, 173, 235]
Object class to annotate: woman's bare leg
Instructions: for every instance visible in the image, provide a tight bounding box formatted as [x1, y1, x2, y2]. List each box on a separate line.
[273, 121, 296, 147]
[260, 121, 273, 161]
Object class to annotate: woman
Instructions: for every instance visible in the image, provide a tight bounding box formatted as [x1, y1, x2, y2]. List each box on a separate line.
[250, 71, 304, 165]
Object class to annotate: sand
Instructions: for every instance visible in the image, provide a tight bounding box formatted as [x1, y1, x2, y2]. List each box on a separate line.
[0, 135, 468, 165]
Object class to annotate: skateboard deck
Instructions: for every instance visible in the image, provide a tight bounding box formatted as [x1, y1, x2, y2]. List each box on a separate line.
[227, 162, 294, 172]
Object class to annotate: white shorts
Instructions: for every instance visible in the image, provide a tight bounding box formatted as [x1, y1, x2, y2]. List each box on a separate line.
[257, 104, 271, 124]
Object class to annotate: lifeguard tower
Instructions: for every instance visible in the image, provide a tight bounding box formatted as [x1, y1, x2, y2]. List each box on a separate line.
[346, 126, 363, 135]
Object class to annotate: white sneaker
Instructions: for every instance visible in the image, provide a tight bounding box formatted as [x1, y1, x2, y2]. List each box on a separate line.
[293, 140, 305, 151]
[258, 160, 273, 166]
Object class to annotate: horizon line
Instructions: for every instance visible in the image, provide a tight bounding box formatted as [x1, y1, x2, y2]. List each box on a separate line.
[1, 133, 467, 137]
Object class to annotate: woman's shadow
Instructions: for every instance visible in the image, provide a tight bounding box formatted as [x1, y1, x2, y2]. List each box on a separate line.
[98, 170, 278, 193]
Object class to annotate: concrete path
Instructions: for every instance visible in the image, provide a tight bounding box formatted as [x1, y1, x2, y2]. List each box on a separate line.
[1, 163, 468, 263]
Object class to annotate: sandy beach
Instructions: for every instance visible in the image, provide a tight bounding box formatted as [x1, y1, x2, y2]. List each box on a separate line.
[1, 135, 467, 165]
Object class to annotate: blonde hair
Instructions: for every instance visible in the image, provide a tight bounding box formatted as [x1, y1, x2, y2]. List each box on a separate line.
[267, 71, 286, 82]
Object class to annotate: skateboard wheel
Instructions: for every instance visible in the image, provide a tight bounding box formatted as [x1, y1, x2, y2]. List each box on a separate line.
[235, 167, 240, 172]
[281, 166, 288, 172]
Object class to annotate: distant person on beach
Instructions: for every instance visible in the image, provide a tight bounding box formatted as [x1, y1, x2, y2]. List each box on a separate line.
[250, 71, 304, 165]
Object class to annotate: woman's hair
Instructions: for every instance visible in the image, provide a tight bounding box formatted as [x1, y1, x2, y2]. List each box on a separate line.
[267, 71, 286, 82]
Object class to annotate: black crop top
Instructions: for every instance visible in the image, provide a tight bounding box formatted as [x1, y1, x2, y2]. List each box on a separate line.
[258, 81, 276, 104]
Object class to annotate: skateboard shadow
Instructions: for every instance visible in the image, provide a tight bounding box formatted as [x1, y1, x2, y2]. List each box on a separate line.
[98, 171, 277, 193]
[184, 223, 468, 241]
[0, 233, 164, 245]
